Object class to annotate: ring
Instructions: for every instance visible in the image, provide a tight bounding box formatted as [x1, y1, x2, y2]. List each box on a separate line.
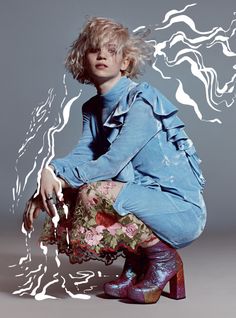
[45, 193, 53, 202]
[45, 197, 53, 202]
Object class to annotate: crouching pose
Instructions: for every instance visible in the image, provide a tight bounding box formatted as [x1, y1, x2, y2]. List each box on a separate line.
[23, 17, 207, 304]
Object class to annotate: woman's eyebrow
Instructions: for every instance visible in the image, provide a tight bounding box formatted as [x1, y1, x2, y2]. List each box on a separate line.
[105, 42, 118, 48]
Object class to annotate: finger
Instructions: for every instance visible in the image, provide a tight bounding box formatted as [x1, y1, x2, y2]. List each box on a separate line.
[46, 198, 56, 217]
[41, 192, 54, 217]
[28, 202, 36, 230]
[33, 207, 41, 219]
[24, 200, 33, 231]
[54, 180, 64, 202]
[23, 201, 31, 231]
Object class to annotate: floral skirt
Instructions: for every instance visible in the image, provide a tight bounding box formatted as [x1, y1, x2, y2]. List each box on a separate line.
[39, 181, 156, 265]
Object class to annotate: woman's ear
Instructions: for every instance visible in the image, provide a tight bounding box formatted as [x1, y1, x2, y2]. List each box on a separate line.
[121, 57, 130, 72]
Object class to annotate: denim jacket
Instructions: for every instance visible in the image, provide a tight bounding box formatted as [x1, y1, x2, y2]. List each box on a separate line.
[51, 76, 206, 210]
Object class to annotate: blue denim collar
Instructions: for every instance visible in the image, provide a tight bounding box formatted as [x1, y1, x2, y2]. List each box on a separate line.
[97, 76, 134, 108]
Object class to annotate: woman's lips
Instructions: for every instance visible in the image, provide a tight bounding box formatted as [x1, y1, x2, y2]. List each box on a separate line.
[95, 64, 108, 69]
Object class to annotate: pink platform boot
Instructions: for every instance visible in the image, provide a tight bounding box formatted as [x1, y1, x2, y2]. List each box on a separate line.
[127, 240, 186, 304]
[103, 250, 145, 298]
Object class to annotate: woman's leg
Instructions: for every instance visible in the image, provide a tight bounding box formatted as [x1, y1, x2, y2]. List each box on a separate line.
[39, 180, 186, 303]
[78, 180, 160, 249]
[77, 180, 161, 298]
[78, 181, 186, 304]
[39, 180, 159, 263]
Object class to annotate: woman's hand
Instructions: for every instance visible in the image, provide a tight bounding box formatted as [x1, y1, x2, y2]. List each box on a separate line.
[40, 165, 67, 217]
[23, 165, 69, 231]
[23, 193, 45, 231]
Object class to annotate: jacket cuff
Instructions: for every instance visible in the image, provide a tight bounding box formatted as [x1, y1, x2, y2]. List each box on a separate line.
[50, 159, 84, 188]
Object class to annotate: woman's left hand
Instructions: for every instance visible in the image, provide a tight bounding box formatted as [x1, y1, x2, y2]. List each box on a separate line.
[23, 194, 45, 231]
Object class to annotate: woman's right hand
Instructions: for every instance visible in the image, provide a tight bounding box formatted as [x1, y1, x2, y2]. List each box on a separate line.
[23, 165, 68, 231]
[39, 165, 65, 217]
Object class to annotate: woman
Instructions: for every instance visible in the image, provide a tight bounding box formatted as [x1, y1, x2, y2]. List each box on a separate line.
[23, 17, 207, 304]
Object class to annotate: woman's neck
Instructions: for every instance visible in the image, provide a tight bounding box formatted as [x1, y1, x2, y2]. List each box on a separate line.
[94, 73, 122, 95]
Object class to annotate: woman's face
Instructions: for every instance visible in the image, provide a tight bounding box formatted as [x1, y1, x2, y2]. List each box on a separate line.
[85, 42, 129, 86]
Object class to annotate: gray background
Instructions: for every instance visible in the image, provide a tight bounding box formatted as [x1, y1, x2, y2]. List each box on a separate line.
[0, 0, 236, 317]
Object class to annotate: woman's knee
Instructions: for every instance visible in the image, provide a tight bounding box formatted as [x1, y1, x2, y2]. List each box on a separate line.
[78, 183, 96, 205]
[78, 180, 125, 203]
[154, 207, 206, 249]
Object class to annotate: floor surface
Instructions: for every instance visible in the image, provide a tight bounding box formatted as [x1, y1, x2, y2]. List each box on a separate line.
[0, 229, 235, 318]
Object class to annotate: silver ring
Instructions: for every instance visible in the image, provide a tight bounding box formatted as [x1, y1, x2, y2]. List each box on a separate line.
[45, 197, 53, 202]
[45, 193, 57, 205]
[45, 193, 53, 201]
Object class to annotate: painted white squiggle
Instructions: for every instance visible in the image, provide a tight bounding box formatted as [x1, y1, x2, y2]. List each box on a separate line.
[40, 241, 48, 256]
[10, 224, 32, 268]
[175, 79, 221, 124]
[69, 270, 95, 286]
[9, 75, 79, 298]
[55, 249, 61, 268]
[11, 199, 98, 299]
[11, 75, 82, 213]
[18, 276, 33, 288]
[13, 281, 35, 295]
[25, 265, 43, 278]
[135, 3, 236, 123]
[133, 26, 146, 32]
[10, 74, 100, 300]
[34, 90, 82, 198]
[12, 264, 43, 295]
[60, 276, 91, 299]
[34, 272, 59, 300]
[162, 3, 197, 24]
[83, 285, 97, 293]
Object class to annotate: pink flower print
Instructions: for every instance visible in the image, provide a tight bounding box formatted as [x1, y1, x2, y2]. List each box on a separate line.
[95, 211, 119, 227]
[123, 223, 139, 238]
[84, 196, 98, 208]
[140, 232, 149, 241]
[106, 180, 117, 189]
[99, 181, 117, 195]
[107, 222, 122, 235]
[79, 226, 85, 234]
[84, 229, 103, 246]
[93, 197, 98, 204]
[96, 225, 106, 234]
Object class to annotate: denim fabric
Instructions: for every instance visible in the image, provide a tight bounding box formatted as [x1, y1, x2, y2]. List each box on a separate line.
[51, 76, 207, 248]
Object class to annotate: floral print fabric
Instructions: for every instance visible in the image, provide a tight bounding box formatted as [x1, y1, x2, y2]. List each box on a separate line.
[39, 181, 156, 265]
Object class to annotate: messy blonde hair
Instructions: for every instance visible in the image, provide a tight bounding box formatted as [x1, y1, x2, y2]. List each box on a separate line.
[65, 17, 153, 84]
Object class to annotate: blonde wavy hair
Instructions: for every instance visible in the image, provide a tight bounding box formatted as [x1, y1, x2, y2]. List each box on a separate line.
[65, 17, 153, 84]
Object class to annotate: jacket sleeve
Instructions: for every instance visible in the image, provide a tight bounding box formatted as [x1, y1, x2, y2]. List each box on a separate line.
[50, 104, 95, 187]
[56, 99, 160, 187]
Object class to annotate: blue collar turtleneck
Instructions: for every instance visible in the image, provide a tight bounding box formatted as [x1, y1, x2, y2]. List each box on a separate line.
[94, 76, 136, 125]
[98, 76, 133, 109]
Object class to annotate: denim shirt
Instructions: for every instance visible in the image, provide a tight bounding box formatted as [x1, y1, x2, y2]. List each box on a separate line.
[51, 76, 206, 209]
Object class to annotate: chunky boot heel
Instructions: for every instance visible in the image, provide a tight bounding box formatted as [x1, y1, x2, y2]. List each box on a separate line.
[127, 240, 186, 304]
[103, 251, 144, 298]
[169, 266, 186, 299]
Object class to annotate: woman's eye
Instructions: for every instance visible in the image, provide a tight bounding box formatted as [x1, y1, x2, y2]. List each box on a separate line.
[108, 48, 117, 54]
[107, 44, 117, 54]
[88, 48, 100, 53]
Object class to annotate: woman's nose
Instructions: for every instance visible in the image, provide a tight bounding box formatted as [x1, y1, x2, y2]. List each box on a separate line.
[97, 48, 107, 59]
